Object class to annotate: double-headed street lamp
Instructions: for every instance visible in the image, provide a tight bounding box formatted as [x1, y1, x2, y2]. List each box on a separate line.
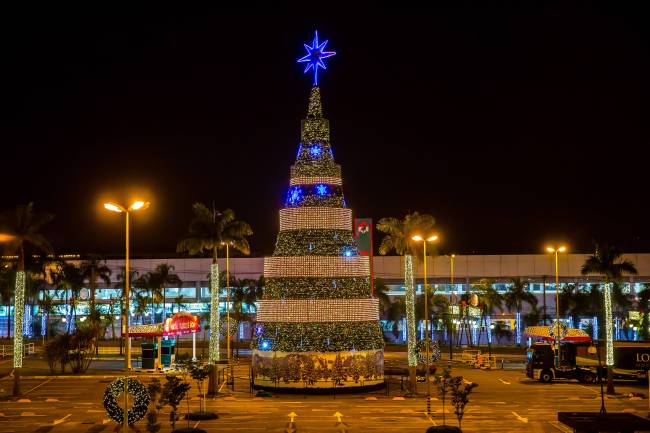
[104, 200, 150, 371]
[105, 200, 149, 433]
[412, 233, 439, 415]
[546, 245, 567, 368]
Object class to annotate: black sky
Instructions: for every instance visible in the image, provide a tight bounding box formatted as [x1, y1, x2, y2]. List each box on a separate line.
[2, 4, 649, 257]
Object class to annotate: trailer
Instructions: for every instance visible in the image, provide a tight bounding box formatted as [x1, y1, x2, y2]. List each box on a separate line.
[526, 340, 650, 383]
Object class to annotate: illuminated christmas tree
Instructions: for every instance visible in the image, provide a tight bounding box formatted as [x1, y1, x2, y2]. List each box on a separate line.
[251, 32, 384, 390]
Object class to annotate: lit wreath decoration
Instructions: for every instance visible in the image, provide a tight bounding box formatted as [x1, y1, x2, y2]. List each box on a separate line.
[416, 339, 441, 364]
[103, 377, 151, 425]
[220, 317, 239, 337]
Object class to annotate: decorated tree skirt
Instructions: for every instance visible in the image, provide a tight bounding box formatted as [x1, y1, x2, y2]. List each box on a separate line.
[252, 349, 384, 390]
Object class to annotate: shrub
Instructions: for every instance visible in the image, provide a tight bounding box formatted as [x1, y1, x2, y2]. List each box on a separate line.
[160, 375, 191, 431]
[449, 376, 478, 430]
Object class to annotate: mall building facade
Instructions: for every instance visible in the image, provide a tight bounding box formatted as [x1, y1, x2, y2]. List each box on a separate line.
[42, 253, 650, 314]
[4, 253, 650, 338]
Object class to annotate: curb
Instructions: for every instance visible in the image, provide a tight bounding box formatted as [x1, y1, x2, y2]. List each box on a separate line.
[0, 373, 175, 380]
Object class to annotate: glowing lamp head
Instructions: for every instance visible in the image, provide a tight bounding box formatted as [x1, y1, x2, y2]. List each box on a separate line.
[129, 201, 150, 211]
[104, 203, 124, 213]
[427, 235, 439, 242]
[0, 233, 14, 243]
[411, 235, 423, 241]
[558, 246, 567, 252]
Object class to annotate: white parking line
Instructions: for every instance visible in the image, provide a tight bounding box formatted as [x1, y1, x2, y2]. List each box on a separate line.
[25, 378, 52, 395]
[578, 385, 599, 394]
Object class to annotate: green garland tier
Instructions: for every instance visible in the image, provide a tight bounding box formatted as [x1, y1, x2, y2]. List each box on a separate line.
[251, 321, 384, 353]
[253, 86, 384, 391]
[273, 229, 357, 256]
[264, 277, 372, 299]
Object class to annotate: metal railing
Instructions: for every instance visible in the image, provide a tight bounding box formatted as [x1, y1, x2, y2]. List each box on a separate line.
[0, 342, 35, 358]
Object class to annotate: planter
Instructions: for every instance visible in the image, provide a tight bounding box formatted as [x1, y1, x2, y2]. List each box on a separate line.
[426, 426, 462, 433]
[186, 411, 219, 420]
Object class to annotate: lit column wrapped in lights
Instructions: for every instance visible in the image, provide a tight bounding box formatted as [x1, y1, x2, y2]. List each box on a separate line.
[486, 315, 492, 344]
[604, 282, 614, 366]
[41, 310, 47, 337]
[13, 271, 25, 368]
[23, 305, 33, 338]
[209, 263, 220, 363]
[405, 255, 417, 367]
[515, 312, 521, 346]
[593, 316, 599, 341]
[471, 322, 478, 346]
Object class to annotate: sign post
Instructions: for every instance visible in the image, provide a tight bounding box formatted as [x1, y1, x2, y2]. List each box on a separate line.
[354, 218, 373, 294]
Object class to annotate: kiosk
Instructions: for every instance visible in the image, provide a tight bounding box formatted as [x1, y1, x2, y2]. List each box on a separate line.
[128, 312, 201, 370]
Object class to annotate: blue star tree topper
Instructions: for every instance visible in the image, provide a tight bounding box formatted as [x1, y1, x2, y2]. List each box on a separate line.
[298, 30, 336, 86]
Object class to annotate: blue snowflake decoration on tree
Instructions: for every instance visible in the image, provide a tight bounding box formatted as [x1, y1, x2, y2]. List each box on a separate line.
[309, 145, 322, 157]
[298, 30, 336, 86]
[315, 184, 328, 196]
[287, 186, 303, 205]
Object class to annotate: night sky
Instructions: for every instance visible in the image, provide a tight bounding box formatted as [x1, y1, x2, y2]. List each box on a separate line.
[2, 4, 649, 257]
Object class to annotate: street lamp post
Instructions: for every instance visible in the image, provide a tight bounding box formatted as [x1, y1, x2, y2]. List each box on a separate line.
[104, 200, 150, 433]
[412, 234, 439, 416]
[546, 245, 567, 368]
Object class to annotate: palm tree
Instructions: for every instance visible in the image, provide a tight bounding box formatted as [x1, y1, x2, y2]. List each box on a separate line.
[108, 295, 120, 339]
[56, 263, 85, 332]
[0, 202, 53, 396]
[177, 203, 252, 367]
[80, 255, 112, 311]
[638, 284, 650, 341]
[231, 277, 253, 356]
[581, 242, 638, 395]
[472, 279, 502, 350]
[37, 289, 55, 340]
[504, 277, 537, 346]
[134, 291, 149, 324]
[147, 263, 182, 322]
[115, 266, 139, 320]
[374, 278, 392, 317]
[377, 211, 436, 391]
[133, 273, 154, 324]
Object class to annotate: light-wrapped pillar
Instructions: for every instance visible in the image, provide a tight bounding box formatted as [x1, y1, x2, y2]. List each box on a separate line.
[604, 282, 613, 366]
[209, 263, 220, 363]
[13, 271, 25, 368]
[405, 255, 416, 367]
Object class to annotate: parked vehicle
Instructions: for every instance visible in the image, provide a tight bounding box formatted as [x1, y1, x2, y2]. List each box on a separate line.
[526, 340, 650, 383]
